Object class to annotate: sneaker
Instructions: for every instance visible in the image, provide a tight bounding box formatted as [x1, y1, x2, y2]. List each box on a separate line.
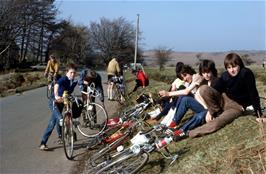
[173, 129, 187, 142]
[39, 144, 49, 151]
[148, 108, 161, 119]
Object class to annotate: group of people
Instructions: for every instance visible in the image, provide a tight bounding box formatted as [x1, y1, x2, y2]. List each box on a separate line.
[39, 55, 148, 150]
[39, 52, 264, 150]
[149, 53, 263, 142]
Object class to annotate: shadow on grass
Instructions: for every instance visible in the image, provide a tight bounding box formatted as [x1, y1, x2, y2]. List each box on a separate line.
[140, 147, 190, 174]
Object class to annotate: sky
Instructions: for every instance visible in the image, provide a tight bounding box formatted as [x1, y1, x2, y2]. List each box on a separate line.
[55, 0, 266, 52]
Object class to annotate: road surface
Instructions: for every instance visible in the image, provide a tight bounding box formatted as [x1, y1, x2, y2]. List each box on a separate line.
[0, 72, 119, 174]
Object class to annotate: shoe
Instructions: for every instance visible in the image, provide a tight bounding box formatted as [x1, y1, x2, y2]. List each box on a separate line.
[148, 108, 161, 119]
[39, 144, 49, 151]
[173, 129, 187, 142]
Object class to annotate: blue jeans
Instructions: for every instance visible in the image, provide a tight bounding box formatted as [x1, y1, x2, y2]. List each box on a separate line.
[173, 96, 207, 132]
[181, 110, 207, 132]
[40, 99, 63, 145]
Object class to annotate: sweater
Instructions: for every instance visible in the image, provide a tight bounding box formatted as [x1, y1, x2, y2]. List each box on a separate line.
[213, 67, 262, 116]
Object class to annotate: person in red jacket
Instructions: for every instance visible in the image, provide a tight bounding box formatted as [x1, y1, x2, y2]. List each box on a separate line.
[129, 67, 149, 94]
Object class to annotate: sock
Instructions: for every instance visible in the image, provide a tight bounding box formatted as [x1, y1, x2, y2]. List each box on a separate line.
[169, 121, 176, 128]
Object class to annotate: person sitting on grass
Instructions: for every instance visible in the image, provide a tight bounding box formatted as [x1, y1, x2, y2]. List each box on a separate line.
[148, 62, 187, 119]
[158, 60, 219, 141]
[188, 53, 263, 138]
[128, 66, 149, 95]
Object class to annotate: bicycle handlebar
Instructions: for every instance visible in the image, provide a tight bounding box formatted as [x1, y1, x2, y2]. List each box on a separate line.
[81, 83, 100, 98]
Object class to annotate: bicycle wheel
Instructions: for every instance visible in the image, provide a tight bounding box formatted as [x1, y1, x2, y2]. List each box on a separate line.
[113, 85, 125, 104]
[77, 102, 108, 138]
[95, 150, 149, 174]
[62, 112, 74, 160]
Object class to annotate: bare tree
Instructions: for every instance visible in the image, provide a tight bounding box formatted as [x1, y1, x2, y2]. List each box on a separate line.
[0, 0, 59, 70]
[50, 22, 93, 65]
[89, 17, 137, 65]
[154, 47, 172, 70]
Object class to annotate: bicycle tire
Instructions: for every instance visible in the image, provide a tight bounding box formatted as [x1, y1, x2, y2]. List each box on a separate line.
[95, 150, 149, 174]
[113, 85, 125, 105]
[77, 102, 108, 138]
[62, 112, 74, 160]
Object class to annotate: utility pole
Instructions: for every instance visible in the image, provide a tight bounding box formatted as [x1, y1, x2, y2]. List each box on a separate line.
[134, 14, 139, 70]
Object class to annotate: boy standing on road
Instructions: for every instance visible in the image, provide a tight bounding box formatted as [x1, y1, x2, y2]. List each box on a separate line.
[40, 63, 78, 150]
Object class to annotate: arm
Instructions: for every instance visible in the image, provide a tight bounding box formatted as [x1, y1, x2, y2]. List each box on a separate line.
[159, 82, 198, 97]
[54, 62, 59, 75]
[245, 69, 262, 116]
[54, 84, 63, 102]
[116, 62, 121, 75]
[44, 61, 50, 74]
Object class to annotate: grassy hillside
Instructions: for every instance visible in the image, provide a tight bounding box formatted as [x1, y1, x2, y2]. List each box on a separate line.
[125, 65, 266, 174]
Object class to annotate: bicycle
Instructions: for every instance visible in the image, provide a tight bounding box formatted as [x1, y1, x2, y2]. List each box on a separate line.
[88, 124, 179, 174]
[78, 83, 108, 138]
[61, 91, 82, 160]
[46, 73, 56, 99]
[112, 75, 126, 104]
[89, 94, 154, 166]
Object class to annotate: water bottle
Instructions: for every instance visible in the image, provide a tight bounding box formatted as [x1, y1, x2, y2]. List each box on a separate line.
[155, 137, 173, 149]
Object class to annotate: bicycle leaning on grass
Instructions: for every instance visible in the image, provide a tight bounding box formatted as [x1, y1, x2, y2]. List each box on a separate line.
[88, 94, 154, 166]
[88, 123, 179, 174]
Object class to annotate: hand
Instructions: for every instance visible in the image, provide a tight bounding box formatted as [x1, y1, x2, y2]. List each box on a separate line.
[205, 111, 213, 122]
[158, 90, 169, 97]
[83, 80, 89, 85]
[55, 96, 63, 103]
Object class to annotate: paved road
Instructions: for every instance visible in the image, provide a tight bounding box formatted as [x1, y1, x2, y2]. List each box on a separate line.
[0, 71, 119, 174]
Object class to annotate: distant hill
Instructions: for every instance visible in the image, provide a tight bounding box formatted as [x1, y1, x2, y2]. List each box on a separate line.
[143, 50, 266, 67]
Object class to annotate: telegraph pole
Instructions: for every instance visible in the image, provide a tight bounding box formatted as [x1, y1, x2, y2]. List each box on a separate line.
[134, 14, 139, 70]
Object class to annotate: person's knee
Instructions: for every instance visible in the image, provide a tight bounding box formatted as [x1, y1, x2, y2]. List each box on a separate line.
[198, 85, 210, 96]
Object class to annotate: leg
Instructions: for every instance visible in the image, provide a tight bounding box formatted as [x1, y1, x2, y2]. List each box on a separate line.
[188, 94, 243, 138]
[132, 80, 141, 92]
[173, 96, 206, 124]
[155, 98, 177, 120]
[181, 110, 207, 132]
[198, 85, 223, 117]
[40, 100, 62, 145]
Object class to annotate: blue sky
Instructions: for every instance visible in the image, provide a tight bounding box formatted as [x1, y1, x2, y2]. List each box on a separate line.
[56, 0, 265, 52]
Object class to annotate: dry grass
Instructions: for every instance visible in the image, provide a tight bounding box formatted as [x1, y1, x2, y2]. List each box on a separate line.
[0, 71, 47, 97]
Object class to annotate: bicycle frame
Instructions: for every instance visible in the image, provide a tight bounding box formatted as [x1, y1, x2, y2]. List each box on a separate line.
[92, 124, 179, 174]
